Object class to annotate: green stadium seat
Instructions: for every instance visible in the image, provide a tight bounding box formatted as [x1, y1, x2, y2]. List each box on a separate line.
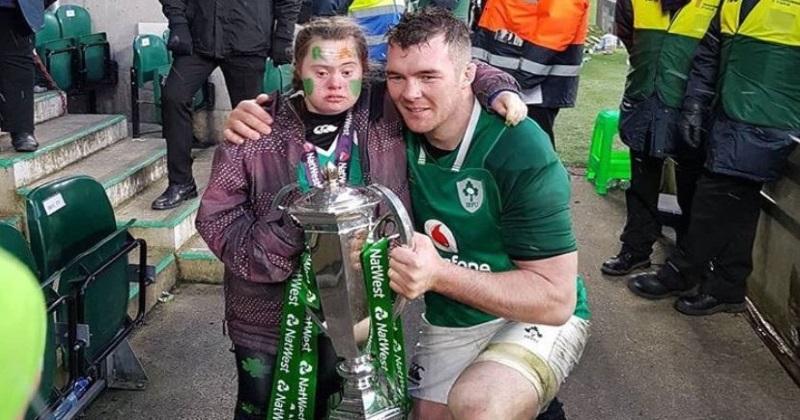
[263, 58, 294, 94]
[79, 32, 113, 84]
[36, 12, 76, 91]
[55, 5, 92, 38]
[131, 33, 215, 138]
[0, 223, 65, 420]
[131, 34, 171, 137]
[0, 221, 37, 275]
[55, 4, 116, 93]
[36, 11, 61, 46]
[25, 176, 148, 377]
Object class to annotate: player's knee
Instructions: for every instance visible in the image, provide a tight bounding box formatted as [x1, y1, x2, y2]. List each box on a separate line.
[447, 382, 495, 419]
[448, 378, 540, 420]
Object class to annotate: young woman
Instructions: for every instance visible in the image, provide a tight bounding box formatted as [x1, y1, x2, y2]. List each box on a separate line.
[196, 16, 521, 420]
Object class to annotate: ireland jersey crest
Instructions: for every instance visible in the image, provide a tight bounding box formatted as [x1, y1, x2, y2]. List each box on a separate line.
[456, 177, 484, 213]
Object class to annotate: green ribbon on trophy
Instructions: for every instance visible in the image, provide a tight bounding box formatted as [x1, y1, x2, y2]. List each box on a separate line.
[360, 238, 409, 413]
[267, 252, 320, 419]
[267, 239, 408, 419]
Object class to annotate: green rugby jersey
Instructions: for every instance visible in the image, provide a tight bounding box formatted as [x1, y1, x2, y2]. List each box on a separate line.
[296, 140, 363, 192]
[405, 100, 590, 327]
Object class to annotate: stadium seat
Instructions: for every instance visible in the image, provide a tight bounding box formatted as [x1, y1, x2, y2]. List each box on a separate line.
[35, 11, 76, 91]
[0, 223, 64, 420]
[25, 176, 148, 376]
[55, 4, 117, 96]
[131, 33, 215, 138]
[263, 57, 294, 94]
[131, 34, 171, 137]
[0, 221, 37, 275]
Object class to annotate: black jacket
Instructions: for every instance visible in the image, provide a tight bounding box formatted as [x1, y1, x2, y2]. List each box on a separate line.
[159, 0, 302, 59]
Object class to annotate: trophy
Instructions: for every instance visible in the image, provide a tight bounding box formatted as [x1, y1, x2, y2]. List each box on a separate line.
[274, 164, 413, 419]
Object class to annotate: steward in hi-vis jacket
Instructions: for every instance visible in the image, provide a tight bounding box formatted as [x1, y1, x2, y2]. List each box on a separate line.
[471, 0, 589, 145]
[602, 0, 719, 277]
[628, 0, 800, 317]
[348, 0, 405, 62]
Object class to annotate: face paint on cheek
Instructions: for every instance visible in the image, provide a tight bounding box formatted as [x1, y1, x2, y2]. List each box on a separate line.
[303, 78, 314, 96]
[349, 79, 362, 97]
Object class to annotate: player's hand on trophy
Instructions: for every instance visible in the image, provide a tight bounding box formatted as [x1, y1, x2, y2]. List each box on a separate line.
[224, 94, 275, 144]
[491, 91, 527, 126]
[388, 233, 444, 300]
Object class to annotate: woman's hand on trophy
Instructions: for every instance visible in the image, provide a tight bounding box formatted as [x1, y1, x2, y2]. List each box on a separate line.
[388, 233, 445, 300]
[490, 91, 527, 126]
[223, 94, 275, 144]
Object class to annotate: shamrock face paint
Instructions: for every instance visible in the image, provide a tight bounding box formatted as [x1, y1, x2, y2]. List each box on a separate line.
[303, 78, 314, 96]
[299, 37, 364, 115]
[350, 79, 362, 97]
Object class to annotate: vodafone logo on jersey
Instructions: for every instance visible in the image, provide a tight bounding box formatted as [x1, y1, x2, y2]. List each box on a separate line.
[424, 219, 458, 253]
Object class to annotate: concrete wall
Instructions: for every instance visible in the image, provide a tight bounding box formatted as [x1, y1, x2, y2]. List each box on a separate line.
[749, 148, 800, 365]
[62, 1, 231, 140]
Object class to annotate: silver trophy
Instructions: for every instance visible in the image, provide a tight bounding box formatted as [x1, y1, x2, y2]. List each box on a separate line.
[274, 164, 413, 419]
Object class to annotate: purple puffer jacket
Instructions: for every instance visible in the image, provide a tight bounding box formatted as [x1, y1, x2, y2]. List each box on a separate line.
[196, 64, 519, 354]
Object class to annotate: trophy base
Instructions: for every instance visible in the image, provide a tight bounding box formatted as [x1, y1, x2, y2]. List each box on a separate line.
[328, 407, 404, 420]
[327, 355, 405, 420]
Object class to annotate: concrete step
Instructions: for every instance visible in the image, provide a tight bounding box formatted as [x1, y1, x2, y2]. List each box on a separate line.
[0, 114, 127, 213]
[127, 246, 178, 317]
[17, 137, 167, 209]
[34, 90, 68, 125]
[115, 148, 214, 250]
[176, 234, 222, 284]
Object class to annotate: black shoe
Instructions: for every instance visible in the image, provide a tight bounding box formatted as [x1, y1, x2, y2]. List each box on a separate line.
[537, 397, 566, 420]
[674, 293, 746, 316]
[601, 252, 650, 276]
[627, 273, 692, 300]
[151, 182, 197, 210]
[11, 132, 39, 152]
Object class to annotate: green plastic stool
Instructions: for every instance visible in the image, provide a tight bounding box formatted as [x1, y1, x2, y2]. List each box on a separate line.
[263, 58, 294, 94]
[585, 109, 631, 195]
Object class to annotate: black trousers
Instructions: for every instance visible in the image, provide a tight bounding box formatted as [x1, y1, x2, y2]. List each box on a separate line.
[526, 105, 560, 148]
[619, 150, 704, 259]
[233, 335, 341, 420]
[658, 171, 763, 303]
[0, 8, 35, 134]
[161, 54, 265, 185]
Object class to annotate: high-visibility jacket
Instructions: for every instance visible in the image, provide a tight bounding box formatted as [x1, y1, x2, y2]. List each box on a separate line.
[719, 0, 800, 130]
[617, 0, 720, 157]
[685, 0, 800, 182]
[471, 0, 588, 108]
[349, 0, 405, 63]
[626, 0, 720, 107]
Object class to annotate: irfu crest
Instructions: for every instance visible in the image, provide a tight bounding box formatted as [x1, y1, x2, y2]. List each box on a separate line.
[456, 178, 484, 213]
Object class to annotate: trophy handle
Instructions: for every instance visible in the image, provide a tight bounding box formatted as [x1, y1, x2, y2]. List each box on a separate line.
[367, 184, 414, 245]
[269, 182, 300, 212]
[367, 184, 415, 320]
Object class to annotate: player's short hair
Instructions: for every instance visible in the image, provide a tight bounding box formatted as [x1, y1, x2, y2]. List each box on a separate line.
[386, 8, 471, 68]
